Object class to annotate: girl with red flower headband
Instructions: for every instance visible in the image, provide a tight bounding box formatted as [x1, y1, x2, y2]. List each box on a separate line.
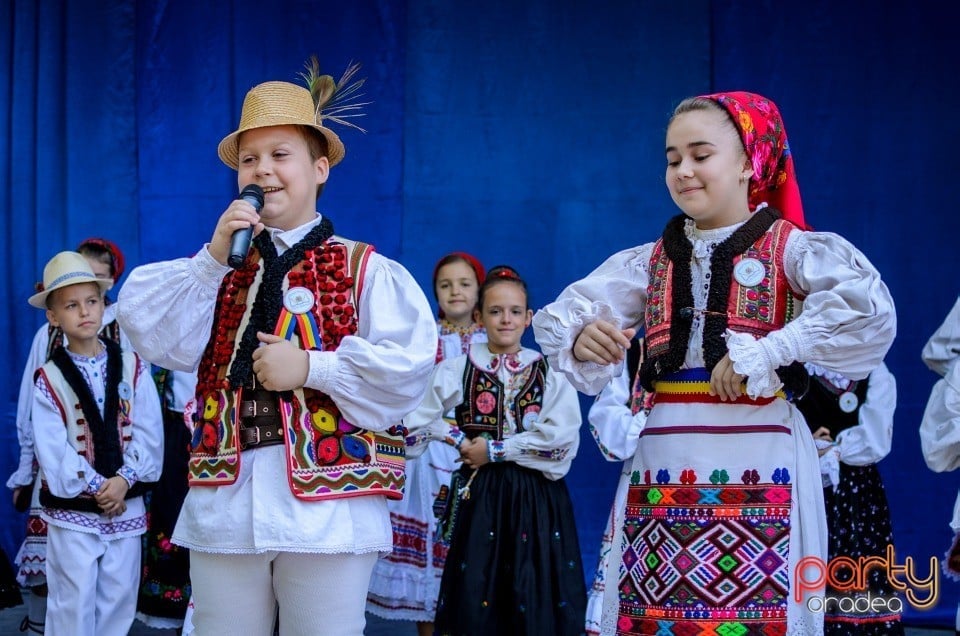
[534, 92, 896, 636]
[406, 265, 587, 635]
[368, 252, 488, 635]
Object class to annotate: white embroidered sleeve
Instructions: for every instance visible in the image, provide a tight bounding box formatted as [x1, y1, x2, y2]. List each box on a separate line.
[727, 230, 896, 395]
[533, 244, 653, 395]
[117, 247, 228, 371]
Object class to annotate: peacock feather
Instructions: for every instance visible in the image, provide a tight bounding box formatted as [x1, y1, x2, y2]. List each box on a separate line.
[298, 55, 369, 133]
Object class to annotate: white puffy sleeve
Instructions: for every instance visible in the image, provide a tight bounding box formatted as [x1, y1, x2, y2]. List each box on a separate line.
[404, 356, 469, 458]
[7, 325, 49, 489]
[587, 365, 645, 462]
[727, 230, 896, 397]
[922, 297, 960, 378]
[835, 362, 895, 466]
[532, 245, 653, 395]
[499, 368, 582, 481]
[304, 253, 437, 432]
[117, 248, 228, 372]
[122, 356, 165, 484]
[920, 359, 960, 473]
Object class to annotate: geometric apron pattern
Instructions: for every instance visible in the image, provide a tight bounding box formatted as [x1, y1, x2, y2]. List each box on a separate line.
[617, 481, 791, 636]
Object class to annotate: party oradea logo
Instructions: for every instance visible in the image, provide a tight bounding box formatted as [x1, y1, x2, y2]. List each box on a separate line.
[794, 545, 938, 614]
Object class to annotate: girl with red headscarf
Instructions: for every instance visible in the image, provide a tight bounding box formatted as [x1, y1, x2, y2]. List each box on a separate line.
[367, 252, 487, 636]
[534, 92, 896, 636]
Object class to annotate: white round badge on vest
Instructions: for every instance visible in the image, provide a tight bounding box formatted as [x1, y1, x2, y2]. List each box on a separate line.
[733, 258, 765, 287]
[283, 287, 316, 314]
[118, 381, 133, 400]
[838, 391, 859, 413]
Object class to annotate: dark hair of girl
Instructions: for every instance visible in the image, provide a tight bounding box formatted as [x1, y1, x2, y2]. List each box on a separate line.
[478, 265, 529, 310]
[432, 253, 486, 302]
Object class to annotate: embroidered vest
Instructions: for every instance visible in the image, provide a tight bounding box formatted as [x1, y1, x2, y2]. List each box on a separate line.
[795, 375, 870, 439]
[641, 208, 805, 389]
[36, 344, 142, 511]
[454, 357, 548, 439]
[189, 234, 407, 501]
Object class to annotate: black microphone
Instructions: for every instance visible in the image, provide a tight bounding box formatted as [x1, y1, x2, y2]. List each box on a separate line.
[227, 184, 265, 269]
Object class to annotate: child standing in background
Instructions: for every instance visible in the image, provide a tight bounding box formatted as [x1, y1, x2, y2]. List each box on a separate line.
[533, 92, 895, 635]
[920, 296, 960, 636]
[368, 252, 486, 636]
[584, 338, 647, 636]
[136, 367, 196, 629]
[795, 362, 904, 635]
[406, 266, 586, 636]
[7, 237, 127, 635]
[116, 59, 436, 635]
[29, 251, 163, 635]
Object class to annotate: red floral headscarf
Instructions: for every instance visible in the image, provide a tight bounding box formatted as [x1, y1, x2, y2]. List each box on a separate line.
[432, 252, 485, 318]
[76, 237, 126, 281]
[700, 91, 807, 230]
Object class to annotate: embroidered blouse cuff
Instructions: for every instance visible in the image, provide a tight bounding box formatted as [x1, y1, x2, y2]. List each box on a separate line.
[445, 427, 467, 450]
[116, 466, 138, 488]
[194, 246, 233, 291]
[488, 440, 507, 463]
[726, 330, 782, 398]
[559, 302, 622, 394]
[87, 474, 107, 495]
[305, 351, 337, 393]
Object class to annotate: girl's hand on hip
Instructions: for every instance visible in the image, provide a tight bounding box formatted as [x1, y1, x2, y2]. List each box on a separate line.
[710, 354, 745, 401]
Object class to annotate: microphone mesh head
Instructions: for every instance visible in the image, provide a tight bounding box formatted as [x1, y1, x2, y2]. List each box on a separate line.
[239, 184, 265, 210]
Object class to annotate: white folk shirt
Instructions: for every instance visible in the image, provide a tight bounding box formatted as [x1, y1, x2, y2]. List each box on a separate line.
[7, 304, 131, 490]
[116, 214, 438, 554]
[921, 300, 960, 531]
[532, 220, 897, 397]
[406, 345, 582, 481]
[32, 349, 163, 539]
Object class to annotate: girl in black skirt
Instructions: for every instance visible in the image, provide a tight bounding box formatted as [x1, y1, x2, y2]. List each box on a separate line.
[795, 362, 904, 635]
[405, 266, 586, 636]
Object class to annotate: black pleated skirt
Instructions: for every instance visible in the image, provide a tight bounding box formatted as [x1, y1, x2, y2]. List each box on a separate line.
[822, 463, 904, 636]
[434, 462, 586, 636]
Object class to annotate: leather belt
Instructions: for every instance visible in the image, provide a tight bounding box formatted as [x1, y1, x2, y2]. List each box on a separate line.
[238, 421, 284, 450]
[240, 399, 277, 418]
[239, 390, 283, 450]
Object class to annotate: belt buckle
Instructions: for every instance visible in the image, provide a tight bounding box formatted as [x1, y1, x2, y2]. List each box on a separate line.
[242, 400, 259, 419]
[241, 424, 260, 449]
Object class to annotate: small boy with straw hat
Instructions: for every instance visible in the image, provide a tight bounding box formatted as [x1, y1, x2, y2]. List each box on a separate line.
[29, 251, 163, 636]
[117, 58, 437, 635]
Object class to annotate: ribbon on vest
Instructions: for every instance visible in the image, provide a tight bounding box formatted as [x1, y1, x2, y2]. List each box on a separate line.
[275, 306, 323, 350]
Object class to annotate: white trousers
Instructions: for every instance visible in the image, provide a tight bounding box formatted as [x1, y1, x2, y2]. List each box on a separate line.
[45, 524, 140, 636]
[189, 550, 378, 636]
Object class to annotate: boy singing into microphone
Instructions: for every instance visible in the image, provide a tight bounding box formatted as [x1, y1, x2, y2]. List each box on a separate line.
[117, 60, 437, 635]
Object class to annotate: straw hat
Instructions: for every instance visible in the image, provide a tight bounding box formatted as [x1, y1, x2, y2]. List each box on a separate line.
[29, 251, 113, 309]
[217, 81, 345, 170]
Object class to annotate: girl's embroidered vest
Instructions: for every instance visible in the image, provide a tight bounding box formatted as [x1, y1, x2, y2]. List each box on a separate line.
[641, 209, 804, 388]
[36, 349, 139, 493]
[454, 357, 548, 439]
[189, 235, 407, 501]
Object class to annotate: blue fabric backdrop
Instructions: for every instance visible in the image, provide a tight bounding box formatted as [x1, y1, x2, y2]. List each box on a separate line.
[2, 0, 959, 627]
